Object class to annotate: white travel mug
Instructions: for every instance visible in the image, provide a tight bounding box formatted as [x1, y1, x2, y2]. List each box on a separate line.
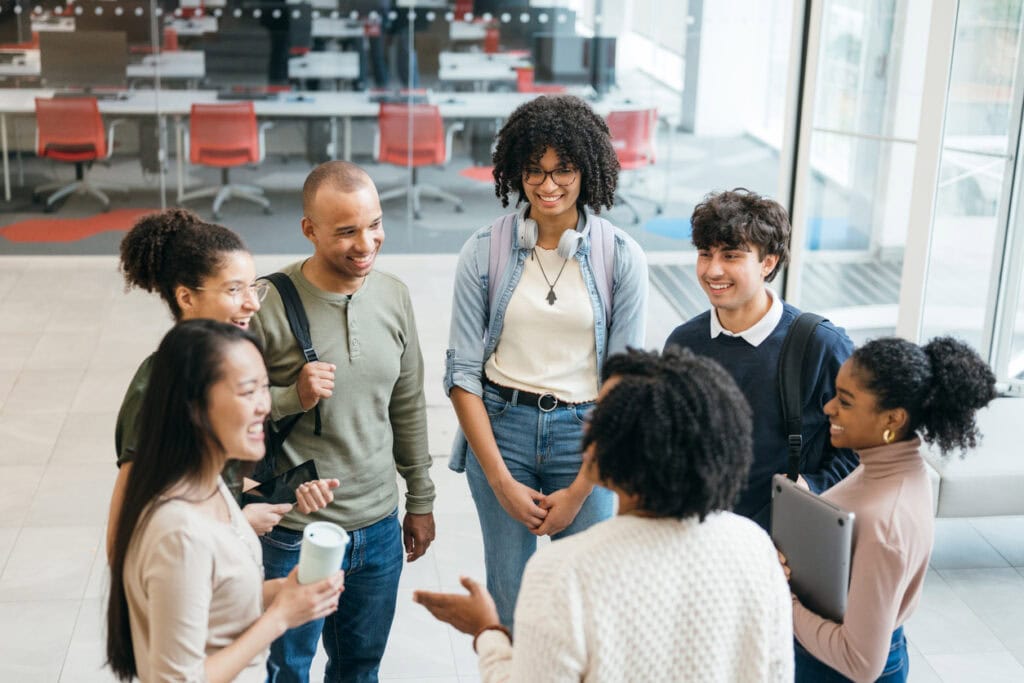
[297, 521, 349, 585]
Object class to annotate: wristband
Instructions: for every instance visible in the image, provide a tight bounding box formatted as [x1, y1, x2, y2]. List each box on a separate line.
[472, 624, 512, 653]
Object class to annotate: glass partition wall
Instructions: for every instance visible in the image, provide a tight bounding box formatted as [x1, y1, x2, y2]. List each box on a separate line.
[1, 0, 1023, 390]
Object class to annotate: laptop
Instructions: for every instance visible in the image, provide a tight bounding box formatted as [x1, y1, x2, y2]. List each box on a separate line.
[770, 474, 855, 622]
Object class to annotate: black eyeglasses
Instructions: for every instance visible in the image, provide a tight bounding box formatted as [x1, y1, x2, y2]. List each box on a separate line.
[522, 167, 577, 187]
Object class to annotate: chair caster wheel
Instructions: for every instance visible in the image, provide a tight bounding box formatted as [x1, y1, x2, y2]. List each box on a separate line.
[414, 212, 422, 220]
[263, 207, 272, 215]
[454, 204, 464, 213]
[213, 212, 221, 221]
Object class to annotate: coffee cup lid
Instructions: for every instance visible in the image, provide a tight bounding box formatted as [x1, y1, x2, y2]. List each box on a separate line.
[303, 521, 348, 549]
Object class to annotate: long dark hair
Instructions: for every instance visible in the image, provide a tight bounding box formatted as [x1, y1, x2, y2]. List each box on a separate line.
[106, 320, 261, 680]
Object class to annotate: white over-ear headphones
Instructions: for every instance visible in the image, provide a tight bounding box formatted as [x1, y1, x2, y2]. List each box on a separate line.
[515, 205, 586, 259]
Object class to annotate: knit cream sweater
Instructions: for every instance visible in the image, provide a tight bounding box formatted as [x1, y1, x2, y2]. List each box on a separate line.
[476, 513, 793, 682]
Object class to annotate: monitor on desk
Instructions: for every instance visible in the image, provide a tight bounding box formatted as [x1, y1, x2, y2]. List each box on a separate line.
[40, 30, 128, 90]
[532, 33, 616, 96]
[532, 33, 589, 86]
[203, 27, 271, 90]
[0, 2, 31, 45]
[75, 1, 156, 48]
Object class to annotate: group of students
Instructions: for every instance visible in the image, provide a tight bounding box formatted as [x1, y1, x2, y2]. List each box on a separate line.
[102, 94, 998, 683]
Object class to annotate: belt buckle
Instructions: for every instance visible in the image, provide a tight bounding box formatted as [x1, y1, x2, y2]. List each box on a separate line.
[537, 393, 558, 412]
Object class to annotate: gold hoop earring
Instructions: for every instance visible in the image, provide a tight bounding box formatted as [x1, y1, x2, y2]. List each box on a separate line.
[883, 429, 895, 444]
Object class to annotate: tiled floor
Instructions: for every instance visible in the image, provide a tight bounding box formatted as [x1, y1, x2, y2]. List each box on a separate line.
[0, 255, 1022, 682]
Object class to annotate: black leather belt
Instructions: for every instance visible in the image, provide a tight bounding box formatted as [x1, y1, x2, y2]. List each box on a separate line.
[486, 382, 574, 412]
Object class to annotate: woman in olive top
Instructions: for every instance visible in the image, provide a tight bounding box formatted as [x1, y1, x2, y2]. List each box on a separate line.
[107, 209, 337, 559]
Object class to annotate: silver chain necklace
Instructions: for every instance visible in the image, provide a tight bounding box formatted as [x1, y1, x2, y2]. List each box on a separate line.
[532, 248, 569, 305]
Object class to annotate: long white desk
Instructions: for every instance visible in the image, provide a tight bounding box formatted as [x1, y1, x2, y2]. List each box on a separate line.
[312, 17, 364, 39]
[288, 52, 359, 82]
[0, 50, 206, 83]
[438, 51, 531, 88]
[0, 88, 654, 201]
[127, 51, 206, 83]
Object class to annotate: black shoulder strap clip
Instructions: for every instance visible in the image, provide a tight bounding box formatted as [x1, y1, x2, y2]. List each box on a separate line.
[778, 312, 825, 482]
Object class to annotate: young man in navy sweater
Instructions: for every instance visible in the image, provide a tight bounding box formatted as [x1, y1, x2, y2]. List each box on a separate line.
[664, 189, 858, 529]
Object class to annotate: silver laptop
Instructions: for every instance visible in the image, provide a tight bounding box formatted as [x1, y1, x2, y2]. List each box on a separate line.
[770, 474, 855, 622]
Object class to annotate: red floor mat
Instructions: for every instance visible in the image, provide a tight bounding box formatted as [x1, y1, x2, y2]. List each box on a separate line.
[0, 209, 160, 243]
[458, 165, 494, 184]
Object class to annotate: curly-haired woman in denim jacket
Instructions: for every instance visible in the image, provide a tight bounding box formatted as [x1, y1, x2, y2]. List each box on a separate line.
[444, 95, 649, 628]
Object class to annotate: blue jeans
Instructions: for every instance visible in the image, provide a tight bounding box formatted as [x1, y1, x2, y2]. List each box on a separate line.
[795, 626, 908, 682]
[466, 387, 615, 629]
[261, 510, 403, 683]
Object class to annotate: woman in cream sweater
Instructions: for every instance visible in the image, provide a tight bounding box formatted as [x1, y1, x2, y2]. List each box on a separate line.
[106, 320, 344, 682]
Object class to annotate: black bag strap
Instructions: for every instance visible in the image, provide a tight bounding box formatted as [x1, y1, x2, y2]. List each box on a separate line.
[778, 312, 825, 481]
[263, 272, 322, 438]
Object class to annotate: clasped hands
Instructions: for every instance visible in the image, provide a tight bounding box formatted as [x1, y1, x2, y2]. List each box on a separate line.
[493, 476, 588, 537]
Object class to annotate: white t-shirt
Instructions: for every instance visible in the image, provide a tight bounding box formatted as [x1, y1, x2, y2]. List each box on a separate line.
[485, 246, 599, 403]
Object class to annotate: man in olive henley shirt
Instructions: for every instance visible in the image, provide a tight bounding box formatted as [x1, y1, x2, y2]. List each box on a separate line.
[251, 161, 435, 683]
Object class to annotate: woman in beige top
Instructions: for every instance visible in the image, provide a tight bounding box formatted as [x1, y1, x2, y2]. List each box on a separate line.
[783, 337, 996, 683]
[106, 320, 345, 682]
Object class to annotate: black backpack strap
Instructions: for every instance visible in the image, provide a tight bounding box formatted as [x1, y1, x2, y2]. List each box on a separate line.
[778, 312, 825, 481]
[263, 272, 322, 438]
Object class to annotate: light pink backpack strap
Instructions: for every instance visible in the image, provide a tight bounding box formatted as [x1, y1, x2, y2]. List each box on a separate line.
[486, 213, 518, 316]
[586, 215, 616, 326]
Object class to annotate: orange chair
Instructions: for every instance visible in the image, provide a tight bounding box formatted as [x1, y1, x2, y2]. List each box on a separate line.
[33, 96, 127, 212]
[375, 103, 464, 220]
[607, 108, 662, 224]
[179, 101, 272, 219]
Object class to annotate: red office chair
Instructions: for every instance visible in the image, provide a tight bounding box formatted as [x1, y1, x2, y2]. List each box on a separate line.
[179, 102, 272, 220]
[607, 108, 662, 224]
[375, 103, 464, 220]
[33, 97, 127, 212]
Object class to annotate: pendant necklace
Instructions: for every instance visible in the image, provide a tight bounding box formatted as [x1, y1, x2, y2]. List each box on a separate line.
[532, 248, 569, 305]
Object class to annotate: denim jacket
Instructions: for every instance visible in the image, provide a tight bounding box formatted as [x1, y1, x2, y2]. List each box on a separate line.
[444, 210, 649, 471]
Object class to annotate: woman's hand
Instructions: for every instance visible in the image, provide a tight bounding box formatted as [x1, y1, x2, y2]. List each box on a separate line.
[294, 478, 341, 515]
[242, 502, 293, 536]
[493, 476, 547, 530]
[413, 576, 500, 636]
[777, 550, 792, 582]
[533, 487, 586, 537]
[266, 567, 344, 630]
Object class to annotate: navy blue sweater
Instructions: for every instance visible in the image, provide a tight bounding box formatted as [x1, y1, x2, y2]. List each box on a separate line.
[665, 302, 858, 528]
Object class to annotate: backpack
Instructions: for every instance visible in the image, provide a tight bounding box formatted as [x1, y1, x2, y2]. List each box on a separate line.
[251, 272, 323, 483]
[483, 211, 617, 327]
[778, 312, 826, 481]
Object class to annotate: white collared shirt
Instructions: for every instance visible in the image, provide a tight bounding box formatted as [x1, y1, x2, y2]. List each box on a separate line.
[709, 288, 783, 347]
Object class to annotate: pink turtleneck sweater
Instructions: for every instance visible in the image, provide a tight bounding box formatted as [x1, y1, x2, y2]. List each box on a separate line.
[792, 437, 933, 683]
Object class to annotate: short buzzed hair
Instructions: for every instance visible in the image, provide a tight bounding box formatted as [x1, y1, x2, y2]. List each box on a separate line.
[302, 161, 374, 216]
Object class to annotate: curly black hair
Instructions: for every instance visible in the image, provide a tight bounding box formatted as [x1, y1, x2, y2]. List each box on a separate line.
[850, 336, 997, 455]
[691, 188, 791, 282]
[582, 347, 754, 521]
[491, 95, 619, 212]
[118, 208, 247, 320]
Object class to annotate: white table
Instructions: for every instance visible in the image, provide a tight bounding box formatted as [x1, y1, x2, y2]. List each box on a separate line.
[0, 88, 653, 201]
[438, 51, 531, 88]
[0, 50, 40, 80]
[312, 17, 364, 39]
[167, 16, 218, 37]
[127, 51, 206, 84]
[288, 51, 359, 83]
